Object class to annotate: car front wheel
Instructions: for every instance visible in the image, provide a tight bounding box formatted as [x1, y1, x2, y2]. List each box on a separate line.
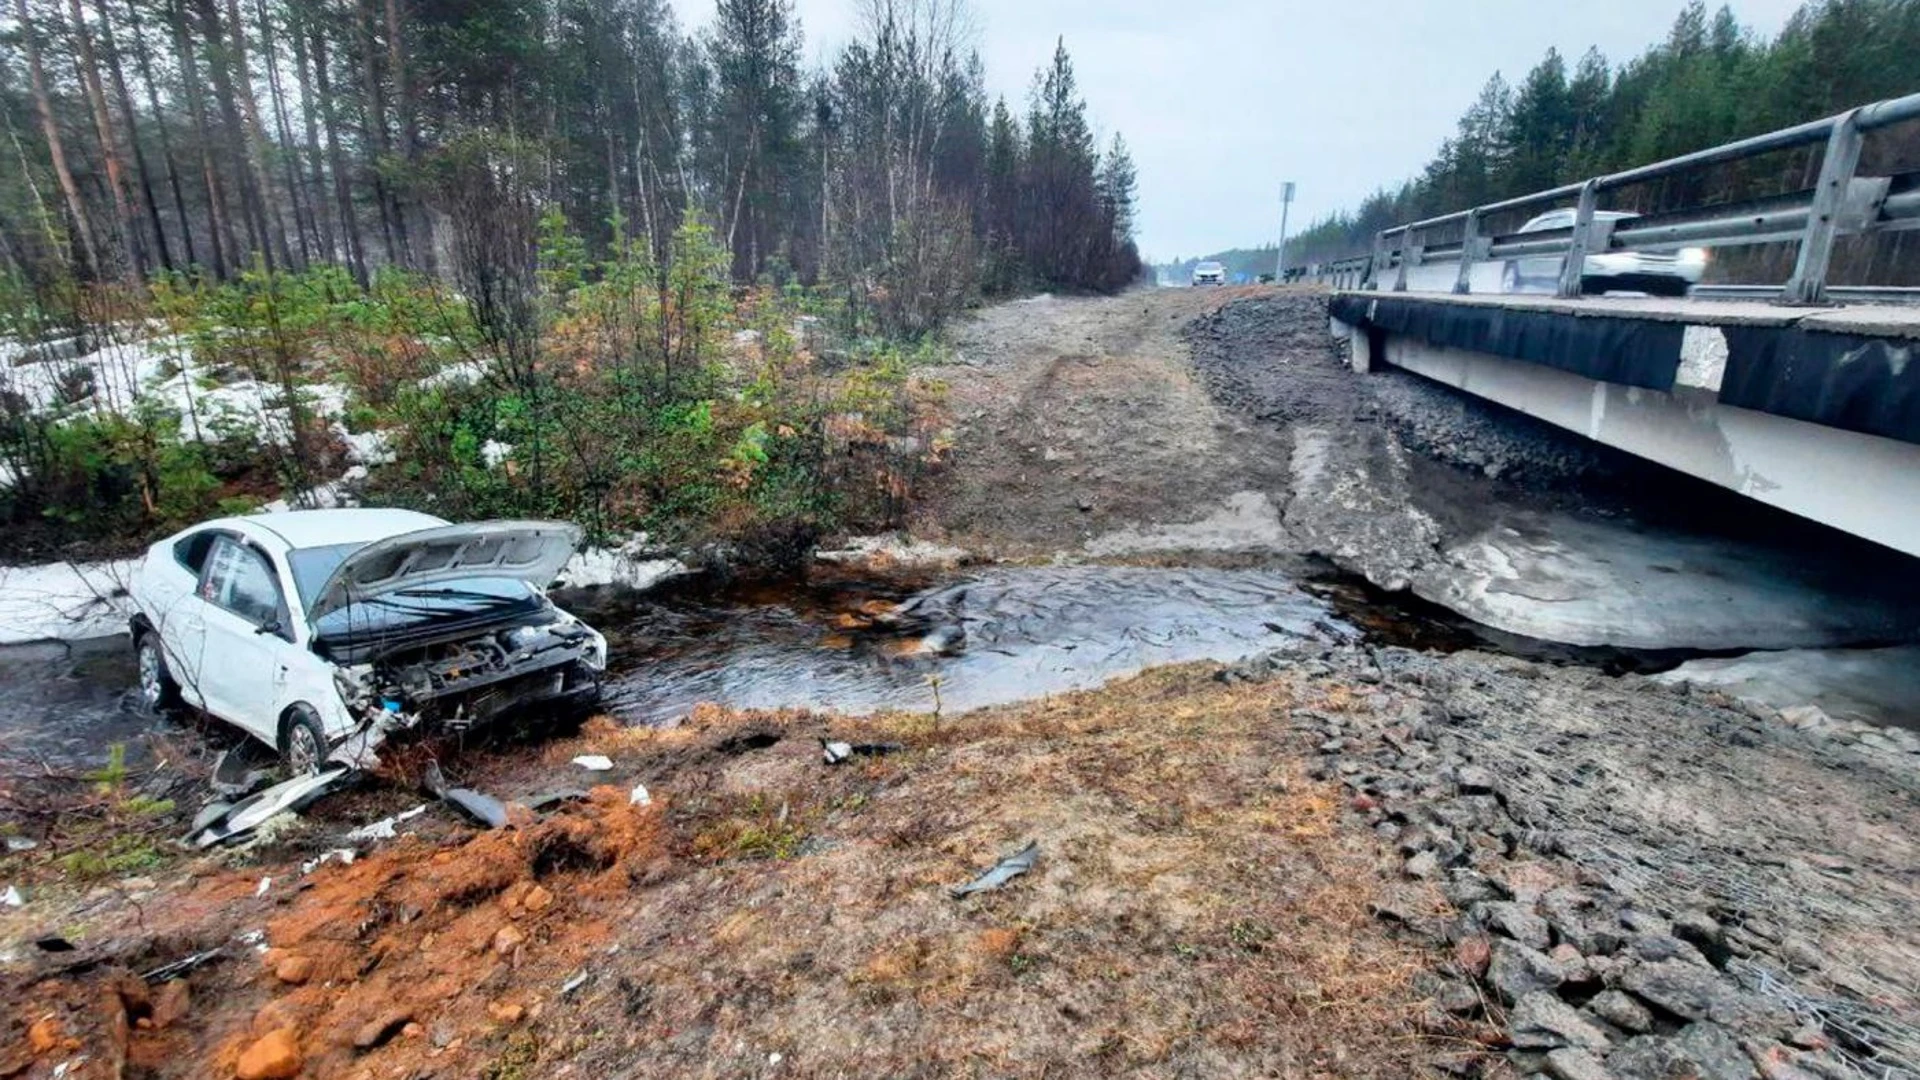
[280, 704, 330, 775]
[135, 632, 181, 714]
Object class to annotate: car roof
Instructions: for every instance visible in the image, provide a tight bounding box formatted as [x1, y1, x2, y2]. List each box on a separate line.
[1197, 261, 1224, 269]
[1521, 209, 1639, 230]
[192, 508, 450, 552]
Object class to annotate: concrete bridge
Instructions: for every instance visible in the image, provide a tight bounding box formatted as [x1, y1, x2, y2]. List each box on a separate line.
[1327, 291, 1920, 558]
[1304, 90, 1920, 558]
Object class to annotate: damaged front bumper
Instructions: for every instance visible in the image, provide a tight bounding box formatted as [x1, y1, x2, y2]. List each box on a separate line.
[327, 622, 608, 769]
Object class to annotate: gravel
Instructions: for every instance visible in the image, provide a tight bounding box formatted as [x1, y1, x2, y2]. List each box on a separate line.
[1224, 640, 1920, 1078]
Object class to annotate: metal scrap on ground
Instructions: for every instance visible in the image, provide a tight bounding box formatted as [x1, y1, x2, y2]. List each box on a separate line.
[948, 841, 1040, 898]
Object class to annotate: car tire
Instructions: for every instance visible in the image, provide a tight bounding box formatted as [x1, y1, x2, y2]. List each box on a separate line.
[134, 631, 182, 714]
[280, 704, 330, 776]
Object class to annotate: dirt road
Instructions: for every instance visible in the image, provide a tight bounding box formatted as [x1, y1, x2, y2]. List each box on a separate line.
[919, 287, 1296, 558]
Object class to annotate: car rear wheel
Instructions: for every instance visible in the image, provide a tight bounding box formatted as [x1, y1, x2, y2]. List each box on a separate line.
[280, 705, 329, 776]
[135, 632, 181, 714]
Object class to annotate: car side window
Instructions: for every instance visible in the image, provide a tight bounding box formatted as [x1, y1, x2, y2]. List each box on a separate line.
[174, 530, 219, 574]
[201, 537, 285, 629]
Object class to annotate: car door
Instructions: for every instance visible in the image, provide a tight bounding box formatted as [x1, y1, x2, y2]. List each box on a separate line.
[147, 529, 222, 708]
[195, 536, 299, 744]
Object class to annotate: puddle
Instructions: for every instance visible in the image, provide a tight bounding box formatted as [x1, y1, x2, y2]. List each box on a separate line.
[0, 637, 170, 768]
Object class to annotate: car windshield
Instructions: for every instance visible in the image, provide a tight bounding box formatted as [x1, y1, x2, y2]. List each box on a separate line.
[309, 575, 541, 642]
[285, 541, 369, 607]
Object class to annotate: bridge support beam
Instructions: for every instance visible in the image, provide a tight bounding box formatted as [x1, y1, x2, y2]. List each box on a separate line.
[1372, 332, 1920, 558]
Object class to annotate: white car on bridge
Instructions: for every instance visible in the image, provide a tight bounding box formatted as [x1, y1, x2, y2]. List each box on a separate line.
[128, 509, 607, 772]
[1501, 210, 1708, 297]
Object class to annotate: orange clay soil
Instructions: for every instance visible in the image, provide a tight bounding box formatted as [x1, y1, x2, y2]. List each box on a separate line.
[3, 666, 1469, 1079]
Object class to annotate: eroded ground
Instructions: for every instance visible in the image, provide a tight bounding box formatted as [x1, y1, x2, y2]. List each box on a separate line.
[3, 673, 1447, 1079]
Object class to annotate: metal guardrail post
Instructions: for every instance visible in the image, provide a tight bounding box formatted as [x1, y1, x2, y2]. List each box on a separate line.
[1394, 229, 1415, 292]
[1782, 108, 1864, 305]
[1365, 232, 1388, 290]
[1454, 211, 1482, 294]
[1556, 181, 1600, 298]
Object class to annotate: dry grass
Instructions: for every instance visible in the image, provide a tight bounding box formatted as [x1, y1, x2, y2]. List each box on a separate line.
[3, 664, 1455, 1079]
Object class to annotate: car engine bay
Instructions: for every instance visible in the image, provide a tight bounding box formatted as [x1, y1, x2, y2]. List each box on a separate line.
[335, 618, 604, 735]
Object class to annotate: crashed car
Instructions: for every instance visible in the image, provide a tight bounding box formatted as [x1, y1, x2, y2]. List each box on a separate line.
[128, 508, 607, 772]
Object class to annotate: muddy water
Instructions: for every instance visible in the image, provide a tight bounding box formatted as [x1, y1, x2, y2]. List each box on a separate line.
[590, 565, 1354, 723]
[0, 638, 176, 767]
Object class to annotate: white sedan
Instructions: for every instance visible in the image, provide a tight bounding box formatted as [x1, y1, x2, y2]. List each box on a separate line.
[128, 508, 608, 772]
[1500, 209, 1708, 297]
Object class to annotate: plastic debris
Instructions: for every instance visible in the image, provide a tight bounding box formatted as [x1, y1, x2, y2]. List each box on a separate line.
[629, 784, 652, 806]
[949, 841, 1039, 899]
[820, 738, 904, 765]
[572, 755, 613, 771]
[6, 836, 38, 853]
[525, 789, 590, 812]
[185, 764, 355, 848]
[300, 849, 357, 876]
[344, 804, 428, 843]
[424, 761, 508, 828]
[444, 789, 508, 828]
[141, 948, 222, 983]
[560, 972, 589, 996]
[255, 877, 272, 897]
[2, 885, 22, 907]
[209, 748, 276, 798]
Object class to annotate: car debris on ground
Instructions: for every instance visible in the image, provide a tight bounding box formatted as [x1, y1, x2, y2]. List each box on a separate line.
[948, 841, 1039, 898]
[423, 760, 508, 828]
[820, 738, 904, 764]
[184, 764, 356, 848]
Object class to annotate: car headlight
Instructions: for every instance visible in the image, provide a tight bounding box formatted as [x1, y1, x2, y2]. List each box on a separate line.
[1678, 247, 1710, 264]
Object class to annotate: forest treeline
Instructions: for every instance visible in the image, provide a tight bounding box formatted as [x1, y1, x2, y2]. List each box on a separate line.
[1, 0, 1142, 335]
[0, 0, 1144, 560]
[1177, 0, 1920, 282]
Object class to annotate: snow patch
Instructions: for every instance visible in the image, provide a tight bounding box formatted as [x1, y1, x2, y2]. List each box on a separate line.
[553, 535, 690, 592]
[0, 559, 139, 645]
[814, 534, 969, 570]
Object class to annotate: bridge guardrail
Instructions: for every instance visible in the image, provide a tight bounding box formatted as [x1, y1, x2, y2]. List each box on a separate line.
[1294, 90, 1920, 305]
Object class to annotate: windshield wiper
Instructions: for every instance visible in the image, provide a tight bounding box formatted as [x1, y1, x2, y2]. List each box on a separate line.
[389, 587, 518, 602]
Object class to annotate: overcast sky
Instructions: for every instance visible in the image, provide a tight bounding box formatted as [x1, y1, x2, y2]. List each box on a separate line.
[666, 0, 1808, 259]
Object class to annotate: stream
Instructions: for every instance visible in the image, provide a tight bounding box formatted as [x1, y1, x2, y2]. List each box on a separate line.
[10, 553, 1912, 773]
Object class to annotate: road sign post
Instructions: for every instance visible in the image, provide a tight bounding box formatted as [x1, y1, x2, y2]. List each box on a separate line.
[1275, 182, 1295, 283]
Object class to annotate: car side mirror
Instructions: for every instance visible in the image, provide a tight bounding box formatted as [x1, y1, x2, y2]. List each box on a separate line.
[255, 618, 282, 637]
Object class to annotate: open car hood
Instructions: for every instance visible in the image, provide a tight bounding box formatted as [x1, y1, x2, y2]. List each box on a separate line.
[305, 520, 582, 625]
